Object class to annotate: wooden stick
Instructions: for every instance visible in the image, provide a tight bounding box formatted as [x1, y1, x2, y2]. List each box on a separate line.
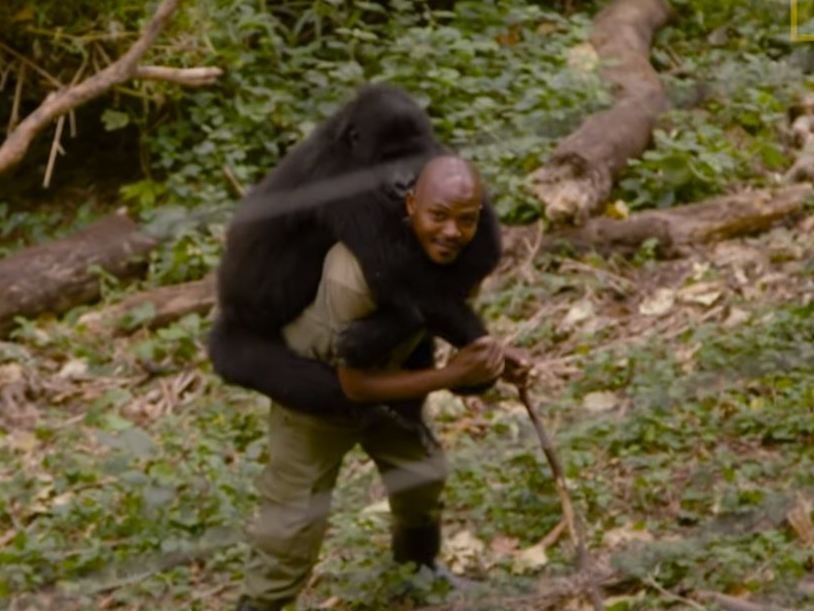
[0, 61, 13, 92]
[7, 63, 25, 134]
[43, 55, 88, 182]
[43, 114, 65, 188]
[222, 164, 246, 198]
[644, 576, 706, 610]
[0, 40, 63, 87]
[134, 65, 223, 86]
[517, 385, 604, 611]
[697, 590, 792, 611]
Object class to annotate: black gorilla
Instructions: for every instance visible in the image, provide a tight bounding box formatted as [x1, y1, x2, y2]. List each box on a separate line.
[209, 84, 501, 414]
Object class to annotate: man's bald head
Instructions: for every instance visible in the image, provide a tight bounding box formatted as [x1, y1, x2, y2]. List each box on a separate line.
[414, 156, 483, 205]
[406, 155, 484, 265]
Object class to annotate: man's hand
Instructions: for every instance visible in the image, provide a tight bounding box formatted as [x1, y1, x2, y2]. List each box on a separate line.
[501, 346, 532, 387]
[446, 336, 505, 388]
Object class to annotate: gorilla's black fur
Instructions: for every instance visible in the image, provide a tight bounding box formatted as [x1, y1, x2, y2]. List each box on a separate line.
[209, 85, 501, 415]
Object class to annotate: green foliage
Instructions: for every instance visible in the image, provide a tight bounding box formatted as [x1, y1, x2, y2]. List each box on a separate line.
[140, 0, 609, 227]
[614, 0, 801, 209]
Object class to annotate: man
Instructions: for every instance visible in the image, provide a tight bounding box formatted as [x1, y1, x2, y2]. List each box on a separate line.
[238, 155, 529, 611]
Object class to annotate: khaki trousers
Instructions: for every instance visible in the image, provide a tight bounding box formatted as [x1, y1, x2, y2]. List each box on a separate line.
[242, 403, 448, 606]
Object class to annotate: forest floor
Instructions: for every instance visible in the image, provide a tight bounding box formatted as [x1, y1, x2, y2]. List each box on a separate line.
[2, 204, 814, 610]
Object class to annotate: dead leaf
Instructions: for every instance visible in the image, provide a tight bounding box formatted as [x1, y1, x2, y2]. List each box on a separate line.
[443, 530, 485, 574]
[639, 288, 675, 316]
[512, 541, 548, 573]
[0, 363, 24, 385]
[690, 261, 711, 281]
[496, 24, 521, 46]
[13, 6, 35, 21]
[361, 499, 390, 514]
[723, 307, 750, 328]
[603, 524, 653, 548]
[582, 391, 618, 413]
[562, 299, 595, 328]
[605, 199, 630, 220]
[51, 491, 74, 509]
[490, 535, 519, 557]
[536, 21, 558, 35]
[566, 43, 598, 74]
[678, 282, 723, 307]
[58, 359, 89, 380]
[317, 595, 341, 609]
[5, 430, 37, 454]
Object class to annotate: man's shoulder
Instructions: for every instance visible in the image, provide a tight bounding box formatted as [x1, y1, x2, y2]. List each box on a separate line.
[324, 242, 368, 293]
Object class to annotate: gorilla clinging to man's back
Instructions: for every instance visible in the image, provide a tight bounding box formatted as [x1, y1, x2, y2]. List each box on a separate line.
[208, 84, 502, 414]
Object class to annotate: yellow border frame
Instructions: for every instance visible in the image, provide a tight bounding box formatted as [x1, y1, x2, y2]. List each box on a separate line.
[792, 0, 814, 42]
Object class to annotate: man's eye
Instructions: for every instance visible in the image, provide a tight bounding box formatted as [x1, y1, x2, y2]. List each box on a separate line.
[430, 211, 446, 221]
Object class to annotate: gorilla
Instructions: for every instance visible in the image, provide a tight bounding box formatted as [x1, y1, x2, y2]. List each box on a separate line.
[208, 84, 501, 415]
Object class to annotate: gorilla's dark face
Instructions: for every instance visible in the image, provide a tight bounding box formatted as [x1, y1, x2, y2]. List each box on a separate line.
[343, 87, 437, 166]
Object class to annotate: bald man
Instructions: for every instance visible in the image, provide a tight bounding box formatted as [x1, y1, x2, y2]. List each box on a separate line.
[238, 156, 528, 611]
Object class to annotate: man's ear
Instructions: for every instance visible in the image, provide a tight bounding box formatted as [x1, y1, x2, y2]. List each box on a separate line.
[405, 189, 416, 217]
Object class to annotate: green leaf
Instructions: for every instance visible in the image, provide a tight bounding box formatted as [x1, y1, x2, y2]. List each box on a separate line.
[119, 427, 156, 459]
[101, 109, 130, 131]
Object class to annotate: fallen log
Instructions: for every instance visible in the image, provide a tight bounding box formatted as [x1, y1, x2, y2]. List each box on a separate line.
[0, 212, 159, 336]
[535, 184, 812, 256]
[531, 0, 674, 225]
[82, 274, 216, 334]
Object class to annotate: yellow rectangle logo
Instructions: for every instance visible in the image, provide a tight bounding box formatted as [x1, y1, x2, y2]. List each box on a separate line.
[792, 0, 814, 41]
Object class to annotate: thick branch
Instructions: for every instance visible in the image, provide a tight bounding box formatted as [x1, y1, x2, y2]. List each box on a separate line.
[0, 0, 184, 175]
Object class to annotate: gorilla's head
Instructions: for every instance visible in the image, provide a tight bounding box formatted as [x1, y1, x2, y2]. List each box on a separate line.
[339, 85, 441, 165]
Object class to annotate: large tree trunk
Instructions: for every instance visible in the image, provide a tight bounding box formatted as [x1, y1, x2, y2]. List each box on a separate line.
[0, 212, 158, 336]
[533, 184, 812, 256]
[530, 0, 674, 225]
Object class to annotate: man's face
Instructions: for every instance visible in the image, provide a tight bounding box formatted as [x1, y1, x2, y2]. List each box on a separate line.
[406, 179, 481, 265]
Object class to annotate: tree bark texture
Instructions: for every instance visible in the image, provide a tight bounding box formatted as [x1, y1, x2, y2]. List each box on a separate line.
[531, 0, 674, 225]
[0, 212, 158, 336]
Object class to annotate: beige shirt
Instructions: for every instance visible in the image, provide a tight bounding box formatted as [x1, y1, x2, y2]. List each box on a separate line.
[282, 242, 423, 368]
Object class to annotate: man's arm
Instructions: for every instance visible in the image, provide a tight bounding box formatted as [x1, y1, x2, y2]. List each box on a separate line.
[338, 336, 505, 402]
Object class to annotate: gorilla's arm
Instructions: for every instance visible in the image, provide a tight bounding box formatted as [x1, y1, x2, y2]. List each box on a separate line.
[208, 319, 359, 415]
[336, 306, 425, 369]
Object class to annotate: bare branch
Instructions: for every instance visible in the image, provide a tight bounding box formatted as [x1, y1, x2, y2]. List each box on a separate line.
[7, 63, 25, 134]
[222, 164, 246, 198]
[134, 65, 223, 87]
[0, 40, 63, 88]
[0, 0, 221, 176]
[43, 115, 65, 188]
